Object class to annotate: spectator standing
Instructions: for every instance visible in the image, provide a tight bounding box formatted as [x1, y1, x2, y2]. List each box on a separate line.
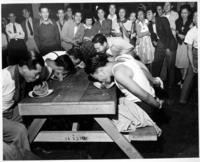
[135, 9, 154, 69]
[163, 2, 179, 38]
[6, 12, 26, 65]
[175, 5, 192, 85]
[107, 4, 120, 36]
[179, 10, 198, 104]
[129, 11, 137, 46]
[34, 5, 61, 56]
[56, 8, 66, 40]
[65, 6, 74, 22]
[21, 8, 39, 53]
[93, 7, 112, 37]
[118, 8, 132, 42]
[147, 8, 177, 89]
[61, 10, 85, 52]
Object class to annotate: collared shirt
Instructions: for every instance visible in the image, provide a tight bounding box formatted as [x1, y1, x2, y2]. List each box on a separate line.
[39, 19, 53, 25]
[6, 22, 25, 41]
[84, 24, 92, 30]
[152, 24, 160, 40]
[2, 67, 15, 112]
[184, 26, 198, 49]
[26, 17, 34, 38]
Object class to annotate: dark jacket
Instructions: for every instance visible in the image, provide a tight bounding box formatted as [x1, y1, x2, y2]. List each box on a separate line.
[93, 19, 112, 37]
[148, 16, 177, 51]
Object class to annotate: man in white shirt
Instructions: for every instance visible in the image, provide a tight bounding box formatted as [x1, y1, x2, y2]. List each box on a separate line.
[179, 11, 198, 104]
[6, 12, 27, 65]
[3, 51, 44, 159]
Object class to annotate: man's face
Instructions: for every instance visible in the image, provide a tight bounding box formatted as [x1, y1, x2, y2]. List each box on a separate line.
[74, 12, 82, 24]
[94, 42, 107, 53]
[119, 9, 126, 19]
[66, 8, 72, 18]
[22, 64, 42, 83]
[97, 9, 105, 20]
[40, 8, 49, 21]
[147, 10, 153, 21]
[130, 13, 136, 22]
[22, 9, 30, 19]
[157, 6, 163, 17]
[109, 5, 116, 15]
[8, 13, 16, 23]
[92, 67, 111, 84]
[57, 9, 65, 20]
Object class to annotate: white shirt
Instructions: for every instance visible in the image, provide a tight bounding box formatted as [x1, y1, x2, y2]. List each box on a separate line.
[122, 20, 132, 32]
[74, 26, 78, 36]
[2, 68, 15, 112]
[6, 22, 25, 41]
[112, 59, 155, 102]
[106, 37, 134, 57]
[184, 26, 198, 49]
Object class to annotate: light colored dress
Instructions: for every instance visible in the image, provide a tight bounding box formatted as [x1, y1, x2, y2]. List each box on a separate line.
[175, 43, 189, 69]
[136, 19, 155, 64]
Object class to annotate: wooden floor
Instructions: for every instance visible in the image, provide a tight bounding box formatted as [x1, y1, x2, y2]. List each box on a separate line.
[30, 76, 199, 159]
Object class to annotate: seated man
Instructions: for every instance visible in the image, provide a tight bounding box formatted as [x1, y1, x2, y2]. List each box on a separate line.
[3, 50, 44, 159]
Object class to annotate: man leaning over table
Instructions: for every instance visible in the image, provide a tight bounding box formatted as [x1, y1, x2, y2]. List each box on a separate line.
[2, 50, 45, 160]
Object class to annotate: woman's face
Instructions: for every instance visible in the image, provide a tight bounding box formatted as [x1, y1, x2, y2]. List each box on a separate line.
[109, 5, 116, 15]
[130, 12, 136, 22]
[181, 8, 189, 20]
[119, 9, 126, 20]
[97, 9, 105, 20]
[137, 11, 144, 21]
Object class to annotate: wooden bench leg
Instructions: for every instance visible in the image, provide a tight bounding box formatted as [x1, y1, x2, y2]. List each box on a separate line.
[28, 118, 47, 143]
[94, 117, 142, 159]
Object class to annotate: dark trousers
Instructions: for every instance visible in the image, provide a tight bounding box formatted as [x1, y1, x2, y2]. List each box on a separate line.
[152, 40, 176, 87]
[3, 106, 30, 151]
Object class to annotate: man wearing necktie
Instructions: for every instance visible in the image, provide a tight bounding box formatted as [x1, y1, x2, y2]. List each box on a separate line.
[6, 12, 27, 65]
[21, 8, 39, 53]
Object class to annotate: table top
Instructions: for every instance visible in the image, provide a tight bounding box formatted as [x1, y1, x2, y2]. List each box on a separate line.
[18, 69, 117, 116]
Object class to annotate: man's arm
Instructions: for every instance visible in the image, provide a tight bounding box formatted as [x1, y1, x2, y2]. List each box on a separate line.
[114, 65, 160, 108]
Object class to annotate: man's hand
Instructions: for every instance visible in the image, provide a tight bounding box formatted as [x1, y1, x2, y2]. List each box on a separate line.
[153, 77, 164, 89]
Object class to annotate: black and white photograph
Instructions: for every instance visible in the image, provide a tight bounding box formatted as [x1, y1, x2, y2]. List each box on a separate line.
[1, 0, 199, 160]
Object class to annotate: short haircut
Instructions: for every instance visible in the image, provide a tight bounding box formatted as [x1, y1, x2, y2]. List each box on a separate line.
[146, 7, 156, 14]
[18, 50, 44, 70]
[92, 34, 107, 45]
[97, 6, 105, 13]
[68, 47, 84, 61]
[39, 4, 49, 12]
[180, 4, 191, 13]
[74, 10, 82, 16]
[55, 54, 76, 73]
[84, 53, 108, 74]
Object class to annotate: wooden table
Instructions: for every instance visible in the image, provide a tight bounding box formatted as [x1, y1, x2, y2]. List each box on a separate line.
[18, 69, 155, 159]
